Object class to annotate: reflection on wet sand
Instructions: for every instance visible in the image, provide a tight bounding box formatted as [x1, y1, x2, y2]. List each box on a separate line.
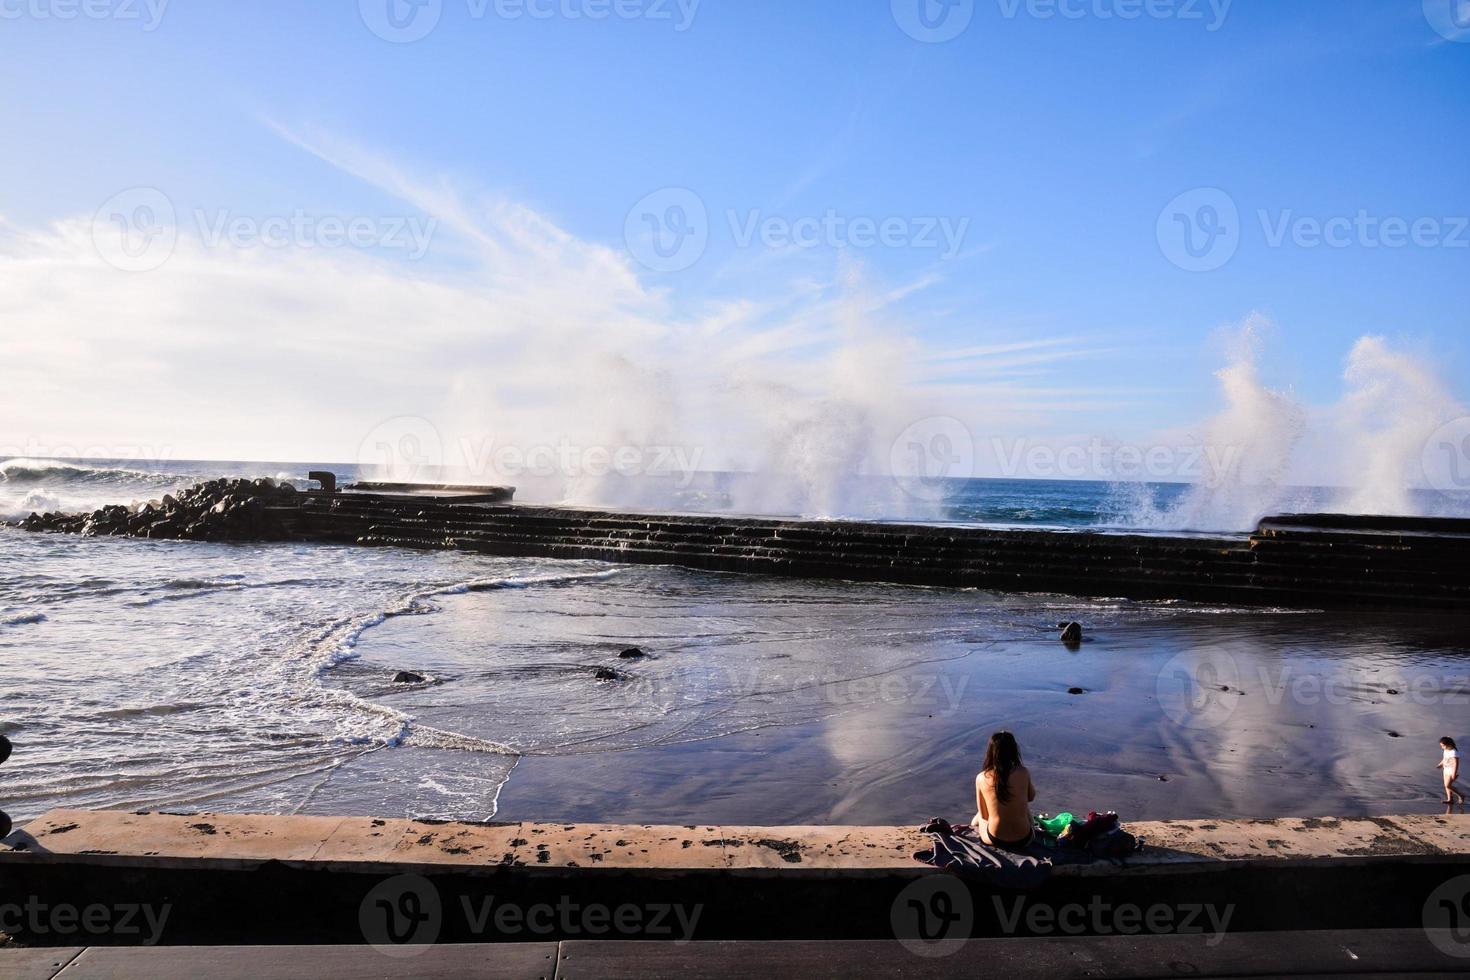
[336, 568, 1469, 824]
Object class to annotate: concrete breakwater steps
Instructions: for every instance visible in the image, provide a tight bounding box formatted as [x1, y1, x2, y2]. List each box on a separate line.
[280, 489, 1470, 610]
[15, 476, 1470, 609]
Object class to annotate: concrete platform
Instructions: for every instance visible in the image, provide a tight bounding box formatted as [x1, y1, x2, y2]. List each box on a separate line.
[3, 810, 1469, 948]
[6, 809, 1466, 874]
[2, 931, 1468, 978]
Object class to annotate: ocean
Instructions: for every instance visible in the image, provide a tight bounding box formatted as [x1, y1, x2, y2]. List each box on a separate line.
[1, 457, 1466, 827]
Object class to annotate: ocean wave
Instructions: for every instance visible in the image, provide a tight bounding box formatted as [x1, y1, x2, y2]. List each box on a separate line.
[0, 457, 200, 521]
[163, 574, 247, 589]
[1, 611, 47, 627]
[119, 575, 327, 608]
[443, 567, 624, 595]
[299, 566, 621, 753]
[0, 457, 188, 487]
[312, 567, 623, 676]
[406, 724, 516, 755]
[95, 702, 209, 720]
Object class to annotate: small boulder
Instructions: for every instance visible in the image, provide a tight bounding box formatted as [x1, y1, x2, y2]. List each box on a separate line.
[593, 667, 622, 681]
[1060, 622, 1083, 645]
[392, 671, 425, 684]
[618, 648, 647, 659]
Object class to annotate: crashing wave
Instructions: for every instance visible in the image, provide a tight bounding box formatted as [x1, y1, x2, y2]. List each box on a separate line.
[0, 457, 187, 486]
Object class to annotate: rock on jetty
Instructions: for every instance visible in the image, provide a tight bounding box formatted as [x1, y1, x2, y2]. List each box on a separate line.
[17, 478, 298, 542]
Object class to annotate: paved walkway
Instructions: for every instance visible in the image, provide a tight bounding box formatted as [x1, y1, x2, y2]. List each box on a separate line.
[3, 929, 1467, 978]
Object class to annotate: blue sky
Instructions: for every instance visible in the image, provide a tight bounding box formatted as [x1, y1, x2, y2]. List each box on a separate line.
[1, 1, 1467, 497]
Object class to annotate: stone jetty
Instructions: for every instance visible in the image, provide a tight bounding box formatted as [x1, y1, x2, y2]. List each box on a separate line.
[13, 476, 1470, 611]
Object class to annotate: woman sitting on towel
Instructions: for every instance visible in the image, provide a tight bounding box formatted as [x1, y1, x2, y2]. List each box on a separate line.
[972, 730, 1035, 851]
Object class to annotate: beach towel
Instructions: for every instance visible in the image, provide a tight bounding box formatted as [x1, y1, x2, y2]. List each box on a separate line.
[913, 814, 1142, 885]
[912, 818, 1052, 889]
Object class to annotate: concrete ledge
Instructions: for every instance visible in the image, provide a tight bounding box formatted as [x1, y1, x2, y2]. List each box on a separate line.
[6, 809, 1466, 875]
[3, 810, 1467, 946]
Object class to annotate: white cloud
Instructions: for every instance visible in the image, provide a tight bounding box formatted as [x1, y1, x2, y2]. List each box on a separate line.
[0, 127, 1137, 517]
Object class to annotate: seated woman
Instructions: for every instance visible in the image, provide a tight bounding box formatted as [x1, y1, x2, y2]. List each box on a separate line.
[972, 730, 1036, 851]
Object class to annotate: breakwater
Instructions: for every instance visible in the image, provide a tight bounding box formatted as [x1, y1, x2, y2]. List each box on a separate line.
[14, 477, 1470, 611]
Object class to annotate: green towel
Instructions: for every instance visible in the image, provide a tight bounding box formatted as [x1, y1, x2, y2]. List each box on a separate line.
[1034, 812, 1074, 835]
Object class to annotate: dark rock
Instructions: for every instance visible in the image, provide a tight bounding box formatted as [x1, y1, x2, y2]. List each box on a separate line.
[148, 520, 182, 540]
[393, 671, 425, 684]
[618, 648, 647, 659]
[1067, 687, 1086, 695]
[15, 475, 294, 544]
[593, 667, 622, 681]
[0, 733, 11, 766]
[1060, 622, 1082, 644]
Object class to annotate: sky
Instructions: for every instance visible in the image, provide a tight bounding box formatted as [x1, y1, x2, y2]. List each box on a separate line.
[1, 0, 1467, 499]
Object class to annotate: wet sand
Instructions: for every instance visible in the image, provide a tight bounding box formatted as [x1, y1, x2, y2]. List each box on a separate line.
[323, 565, 1470, 825]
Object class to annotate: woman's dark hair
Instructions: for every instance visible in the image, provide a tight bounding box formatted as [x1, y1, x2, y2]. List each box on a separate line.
[1443, 736, 1458, 750]
[982, 731, 1023, 803]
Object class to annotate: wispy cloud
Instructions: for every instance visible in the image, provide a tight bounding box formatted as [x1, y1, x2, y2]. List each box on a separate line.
[1, 123, 1125, 513]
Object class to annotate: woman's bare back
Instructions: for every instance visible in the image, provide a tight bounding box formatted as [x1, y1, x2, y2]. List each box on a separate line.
[973, 764, 1035, 843]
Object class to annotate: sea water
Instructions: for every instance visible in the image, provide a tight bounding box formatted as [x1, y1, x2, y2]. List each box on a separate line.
[1, 457, 1466, 826]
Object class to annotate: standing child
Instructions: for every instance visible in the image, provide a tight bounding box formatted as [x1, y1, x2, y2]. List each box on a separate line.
[1439, 737, 1464, 809]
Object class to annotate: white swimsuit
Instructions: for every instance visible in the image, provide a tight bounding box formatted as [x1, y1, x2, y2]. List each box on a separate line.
[1445, 748, 1460, 776]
